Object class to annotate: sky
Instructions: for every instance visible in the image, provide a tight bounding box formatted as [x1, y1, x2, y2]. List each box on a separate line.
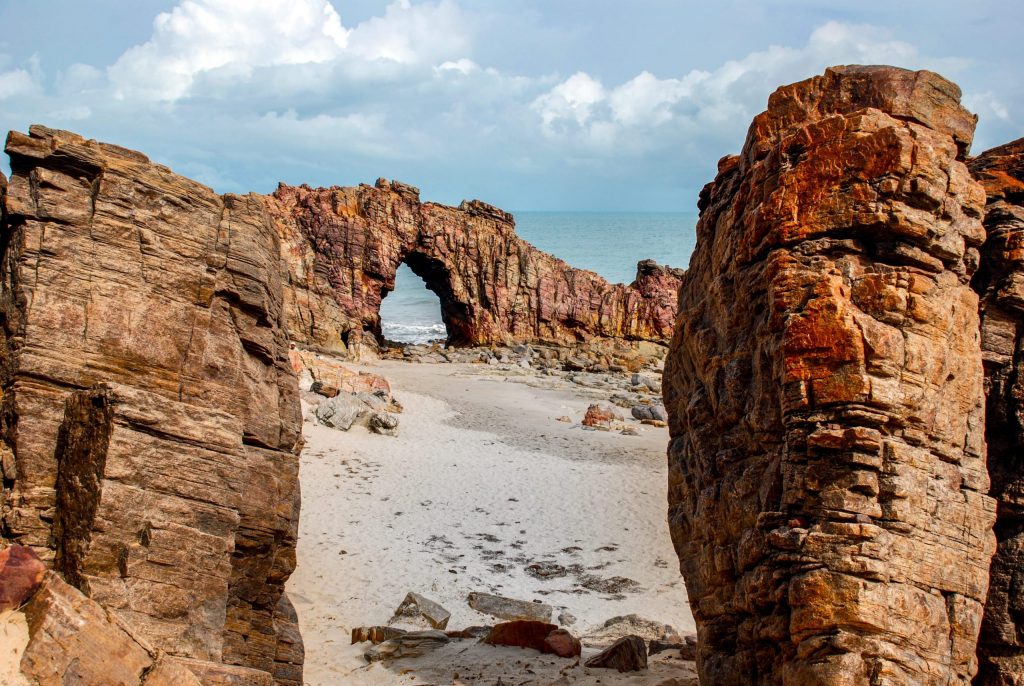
[0, 0, 1020, 211]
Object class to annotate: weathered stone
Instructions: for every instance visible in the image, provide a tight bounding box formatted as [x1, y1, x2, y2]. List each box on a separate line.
[664, 66, 993, 685]
[582, 615, 675, 649]
[466, 591, 552, 622]
[364, 630, 449, 662]
[369, 412, 399, 437]
[389, 592, 451, 630]
[543, 628, 582, 658]
[482, 620, 558, 653]
[267, 183, 682, 351]
[582, 404, 620, 428]
[314, 393, 370, 431]
[970, 137, 1024, 685]
[1, 126, 303, 684]
[584, 635, 648, 672]
[0, 545, 45, 611]
[351, 626, 408, 644]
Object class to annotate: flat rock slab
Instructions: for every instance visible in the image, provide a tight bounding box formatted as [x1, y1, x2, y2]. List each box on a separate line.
[364, 630, 450, 662]
[585, 635, 648, 672]
[467, 591, 552, 622]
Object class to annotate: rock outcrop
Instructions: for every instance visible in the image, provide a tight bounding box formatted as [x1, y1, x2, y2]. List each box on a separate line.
[266, 182, 682, 353]
[970, 138, 1024, 685]
[0, 126, 303, 684]
[664, 66, 995, 684]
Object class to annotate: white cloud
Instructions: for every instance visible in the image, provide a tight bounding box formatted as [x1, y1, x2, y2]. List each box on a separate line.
[0, 69, 38, 99]
[530, 21, 974, 155]
[108, 0, 350, 101]
[347, 0, 470, 64]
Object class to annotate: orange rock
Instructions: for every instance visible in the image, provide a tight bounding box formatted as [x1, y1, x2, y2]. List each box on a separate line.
[0, 544, 45, 611]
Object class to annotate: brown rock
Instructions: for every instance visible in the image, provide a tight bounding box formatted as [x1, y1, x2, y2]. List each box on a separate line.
[266, 182, 682, 351]
[970, 137, 1024, 685]
[0, 545, 45, 611]
[582, 404, 620, 428]
[664, 66, 993, 685]
[543, 628, 582, 658]
[482, 620, 557, 653]
[584, 635, 648, 672]
[1, 126, 303, 684]
[351, 626, 408, 644]
[389, 591, 451, 630]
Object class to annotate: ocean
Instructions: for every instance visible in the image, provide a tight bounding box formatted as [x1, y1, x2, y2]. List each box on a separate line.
[379, 212, 699, 343]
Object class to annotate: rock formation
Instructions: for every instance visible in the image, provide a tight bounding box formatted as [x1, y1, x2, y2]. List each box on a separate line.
[267, 182, 682, 353]
[664, 66, 995, 684]
[0, 126, 303, 684]
[970, 138, 1024, 685]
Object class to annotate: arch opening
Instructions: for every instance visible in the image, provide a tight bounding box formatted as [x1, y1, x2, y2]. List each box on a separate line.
[377, 252, 474, 347]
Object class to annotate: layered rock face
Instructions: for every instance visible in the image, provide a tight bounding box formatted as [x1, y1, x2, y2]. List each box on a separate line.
[970, 138, 1024, 685]
[267, 182, 682, 352]
[664, 66, 995, 684]
[0, 127, 303, 684]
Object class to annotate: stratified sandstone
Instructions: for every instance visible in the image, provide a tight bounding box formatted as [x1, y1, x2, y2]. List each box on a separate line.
[266, 182, 682, 353]
[970, 138, 1024, 685]
[664, 66, 994, 684]
[0, 126, 303, 684]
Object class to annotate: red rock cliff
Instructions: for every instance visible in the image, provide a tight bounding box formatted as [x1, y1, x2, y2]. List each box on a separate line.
[0, 126, 303, 685]
[970, 138, 1024, 685]
[266, 181, 682, 352]
[664, 66, 994, 684]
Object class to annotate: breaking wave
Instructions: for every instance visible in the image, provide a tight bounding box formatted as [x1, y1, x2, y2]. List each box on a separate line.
[381, 321, 447, 344]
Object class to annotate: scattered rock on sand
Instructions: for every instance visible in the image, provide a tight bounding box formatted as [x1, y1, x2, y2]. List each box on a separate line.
[364, 630, 450, 662]
[351, 626, 407, 644]
[483, 620, 557, 652]
[557, 611, 577, 626]
[0, 545, 45, 611]
[369, 412, 400, 437]
[315, 394, 370, 430]
[585, 635, 649, 672]
[631, 405, 668, 422]
[467, 592, 553, 622]
[544, 628, 582, 658]
[445, 625, 492, 639]
[310, 380, 339, 398]
[581, 404, 621, 428]
[389, 592, 451, 630]
[583, 615, 675, 648]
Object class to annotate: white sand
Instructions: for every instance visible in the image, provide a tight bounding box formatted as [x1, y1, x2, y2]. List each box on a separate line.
[288, 360, 695, 685]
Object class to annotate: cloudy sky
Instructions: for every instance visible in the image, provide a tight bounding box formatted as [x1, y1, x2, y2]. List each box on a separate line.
[0, 0, 1020, 210]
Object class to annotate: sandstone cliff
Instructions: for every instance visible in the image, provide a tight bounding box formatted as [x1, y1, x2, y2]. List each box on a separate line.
[267, 181, 682, 353]
[664, 66, 995, 684]
[970, 137, 1024, 685]
[0, 126, 303, 685]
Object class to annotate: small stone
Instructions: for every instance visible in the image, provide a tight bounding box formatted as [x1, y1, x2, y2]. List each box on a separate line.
[557, 612, 577, 626]
[369, 412, 399, 437]
[582, 404, 620, 428]
[390, 592, 451, 630]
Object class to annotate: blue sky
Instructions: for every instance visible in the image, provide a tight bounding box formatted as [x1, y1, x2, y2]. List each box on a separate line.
[0, 0, 1020, 210]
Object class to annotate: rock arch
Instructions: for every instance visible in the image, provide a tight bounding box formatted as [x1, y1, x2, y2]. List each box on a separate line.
[267, 180, 683, 354]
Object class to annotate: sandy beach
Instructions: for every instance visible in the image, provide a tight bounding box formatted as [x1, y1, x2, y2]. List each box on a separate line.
[287, 359, 695, 685]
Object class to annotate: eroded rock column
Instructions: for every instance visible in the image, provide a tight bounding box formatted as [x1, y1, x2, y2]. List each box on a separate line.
[970, 138, 1024, 685]
[0, 126, 303, 685]
[664, 66, 995, 685]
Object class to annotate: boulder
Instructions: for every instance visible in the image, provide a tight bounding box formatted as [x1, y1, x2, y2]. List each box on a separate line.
[482, 620, 557, 652]
[315, 394, 371, 431]
[543, 628, 582, 658]
[581, 404, 620, 428]
[584, 635, 648, 672]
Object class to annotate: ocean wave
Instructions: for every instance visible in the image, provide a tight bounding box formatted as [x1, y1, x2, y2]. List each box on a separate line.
[381, 321, 447, 344]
